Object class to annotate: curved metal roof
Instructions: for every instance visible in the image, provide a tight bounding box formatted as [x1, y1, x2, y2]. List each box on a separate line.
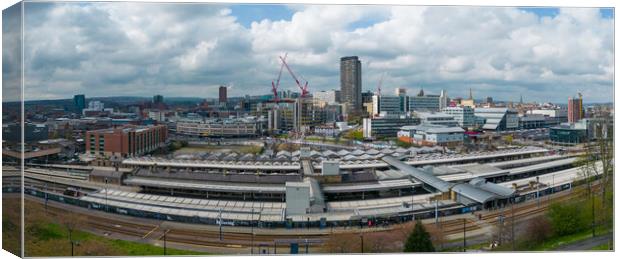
[382, 156, 453, 192]
[451, 183, 498, 204]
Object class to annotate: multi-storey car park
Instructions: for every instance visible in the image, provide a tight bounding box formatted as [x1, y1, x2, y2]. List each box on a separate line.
[3, 145, 598, 229]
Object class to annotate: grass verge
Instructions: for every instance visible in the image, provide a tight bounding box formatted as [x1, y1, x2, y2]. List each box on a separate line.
[589, 243, 612, 251]
[3, 197, 211, 257]
[530, 226, 612, 251]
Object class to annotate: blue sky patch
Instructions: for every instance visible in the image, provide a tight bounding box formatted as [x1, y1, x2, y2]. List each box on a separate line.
[229, 4, 294, 27]
[347, 16, 386, 31]
[519, 7, 614, 19]
[600, 8, 614, 19]
[518, 7, 559, 17]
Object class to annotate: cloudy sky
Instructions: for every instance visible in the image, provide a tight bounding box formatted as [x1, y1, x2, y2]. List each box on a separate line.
[16, 2, 614, 103]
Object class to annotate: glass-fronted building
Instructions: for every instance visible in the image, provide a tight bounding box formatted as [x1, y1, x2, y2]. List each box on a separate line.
[362, 116, 420, 139]
[549, 125, 587, 145]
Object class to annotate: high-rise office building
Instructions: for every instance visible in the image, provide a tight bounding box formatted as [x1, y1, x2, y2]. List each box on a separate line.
[73, 94, 86, 113]
[340, 56, 362, 114]
[372, 95, 406, 116]
[442, 106, 476, 129]
[439, 90, 448, 110]
[568, 94, 584, 123]
[153, 95, 164, 104]
[361, 90, 374, 104]
[219, 85, 228, 104]
[407, 91, 441, 112]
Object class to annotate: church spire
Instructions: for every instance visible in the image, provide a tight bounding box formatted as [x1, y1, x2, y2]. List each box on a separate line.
[469, 88, 473, 100]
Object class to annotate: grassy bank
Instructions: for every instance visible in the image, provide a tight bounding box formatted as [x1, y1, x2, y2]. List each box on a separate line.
[3, 197, 210, 257]
[589, 243, 612, 251]
[532, 227, 612, 251]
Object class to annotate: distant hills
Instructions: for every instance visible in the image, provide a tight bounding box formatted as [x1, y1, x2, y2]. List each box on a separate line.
[19, 96, 207, 105]
[7, 96, 614, 107]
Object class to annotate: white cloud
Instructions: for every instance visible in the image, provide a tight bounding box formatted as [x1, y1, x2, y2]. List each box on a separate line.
[19, 3, 613, 103]
[178, 40, 219, 71]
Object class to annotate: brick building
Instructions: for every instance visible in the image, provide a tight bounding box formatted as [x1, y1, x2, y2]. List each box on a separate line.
[85, 125, 167, 160]
[568, 94, 584, 123]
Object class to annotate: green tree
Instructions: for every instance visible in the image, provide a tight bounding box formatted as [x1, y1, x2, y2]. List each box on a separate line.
[404, 220, 435, 252]
[344, 130, 364, 141]
[547, 202, 588, 236]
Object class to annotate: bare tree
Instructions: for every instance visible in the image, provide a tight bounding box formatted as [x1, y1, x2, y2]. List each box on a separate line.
[574, 119, 614, 236]
[593, 121, 613, 210]
[425, 223, 446, 250]
[592, 121, 614, 230]
[575, 147, 597, 197]
[58, 213, 86, 256]
[522, 215, 552, 247]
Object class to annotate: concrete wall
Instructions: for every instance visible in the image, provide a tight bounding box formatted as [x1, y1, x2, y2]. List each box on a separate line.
[285, 182, 310, 215]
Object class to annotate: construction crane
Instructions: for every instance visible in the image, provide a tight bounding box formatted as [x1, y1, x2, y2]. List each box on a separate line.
[271, 53, 288, 102]
[279, 55, 309, 97]
[376, 72, 385, 96]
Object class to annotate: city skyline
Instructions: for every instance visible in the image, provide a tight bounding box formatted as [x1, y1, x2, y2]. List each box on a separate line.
[2, 2, 616, 256]
[4, 3, 615, 103]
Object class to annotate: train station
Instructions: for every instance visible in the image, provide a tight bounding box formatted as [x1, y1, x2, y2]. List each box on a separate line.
[4, 145, 596, 228]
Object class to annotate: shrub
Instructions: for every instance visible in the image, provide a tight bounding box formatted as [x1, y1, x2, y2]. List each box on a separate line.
[547, 202, 589, 236]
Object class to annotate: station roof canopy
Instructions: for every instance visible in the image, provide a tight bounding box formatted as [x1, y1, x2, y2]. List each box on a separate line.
[90, 169, 126, 180]
[469, 178, 516, 197]
[450, 183, 498, 204]
[124, 176, 287, 193]
[382, 156, 453, 192]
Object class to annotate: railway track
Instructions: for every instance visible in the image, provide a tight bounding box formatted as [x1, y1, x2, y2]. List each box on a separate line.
[436, 186, 592, 237]
[41, 205, 156, 237]
[28, 197, 326, 249]
[435, 219, 481, 236]
[22, 181, 599, 251]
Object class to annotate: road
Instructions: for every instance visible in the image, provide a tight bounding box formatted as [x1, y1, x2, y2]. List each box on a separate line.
[553, 233, 613, 251]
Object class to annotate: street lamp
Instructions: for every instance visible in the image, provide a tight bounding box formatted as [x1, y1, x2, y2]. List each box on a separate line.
[163, 229, 167, 256]
[536, 176, 540, 207]
[462, 218, 466, 252]
[44, 183, 48, 211]
[218, 208, 223, 241]
[105, 177, 109, 212]
[70, 240, 79, 256]
[434, 199, 439, 225]
[360, 233, 364, 253]
[251, 208, 254, 254]
[411, 186, 415, 221]
[511, 197, 515, 251]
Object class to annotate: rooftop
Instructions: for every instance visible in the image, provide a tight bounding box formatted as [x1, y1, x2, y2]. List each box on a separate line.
[400, 124, 465, 134]
[88, 124, 164, 134]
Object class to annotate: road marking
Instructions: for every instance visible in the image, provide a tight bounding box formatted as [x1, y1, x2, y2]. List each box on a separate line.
[142, 225, 159, 239]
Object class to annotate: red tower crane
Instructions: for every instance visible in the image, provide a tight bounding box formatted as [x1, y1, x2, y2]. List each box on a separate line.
[279, 55, 309, 97]
[271, 53, 288, 102]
